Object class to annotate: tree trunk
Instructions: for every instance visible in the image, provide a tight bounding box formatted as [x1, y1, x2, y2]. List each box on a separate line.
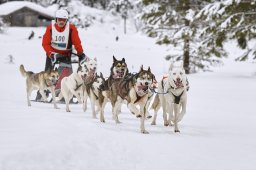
[124, 17, 126, 34]
[183, 0, 190, 74]
[183, 35, 190, 74]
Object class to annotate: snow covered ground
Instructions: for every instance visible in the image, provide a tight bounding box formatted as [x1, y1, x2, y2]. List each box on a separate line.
[0, 19, 256, 170]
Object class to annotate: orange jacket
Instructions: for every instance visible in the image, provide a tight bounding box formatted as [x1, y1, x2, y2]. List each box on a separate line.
[42, 23, 84, 57]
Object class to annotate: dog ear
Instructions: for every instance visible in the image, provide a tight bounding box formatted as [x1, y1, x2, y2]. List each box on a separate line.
[100, 72, 103, 78]
[140, 65, 143, 72]
[152, 73, 156, 82]
[113, 56, 117, 62]
[148, 66, 151, 73]
[46, 68, 51, 74]
[94, 57, 97, 61]
[122, 58, 125, 62]
[77, 65, 81, 73]
[169, 63, 174, 71]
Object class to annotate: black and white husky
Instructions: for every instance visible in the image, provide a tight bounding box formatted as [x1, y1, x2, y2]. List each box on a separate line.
[151, 62, 189, 133]
[83, 72, 108, 120]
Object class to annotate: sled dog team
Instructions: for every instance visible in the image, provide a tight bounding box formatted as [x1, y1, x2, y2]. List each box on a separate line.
[19, 56, 189, 134]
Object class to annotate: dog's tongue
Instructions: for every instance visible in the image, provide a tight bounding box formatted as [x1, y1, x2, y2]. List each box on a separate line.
[46, 79, 56, 86]
[138, 85, 148, 91]
[88, 70, 95, 76]
[175, 80, 184, 88]
[119, 72, 124, 77]
[113, 72, 123, 79]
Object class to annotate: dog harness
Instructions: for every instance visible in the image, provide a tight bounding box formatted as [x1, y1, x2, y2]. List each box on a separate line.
[74, 79, 83, 91]
[160, 79, 184, 104]
[171, 91, 184, 104]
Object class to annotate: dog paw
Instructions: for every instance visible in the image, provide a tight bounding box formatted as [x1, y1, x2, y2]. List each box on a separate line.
[151, 122, 156, 125]
[141, 130, 149, 134]
[164, 123, 169, 126]
[115, 120, 121, 124]
[174, 129, 180, 133]
[136, 114, 142, 118]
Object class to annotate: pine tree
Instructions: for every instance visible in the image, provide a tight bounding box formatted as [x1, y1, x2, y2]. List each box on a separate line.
[196, 0, 256, 61]
[141, 0, 225, 73]
[108, 0, 133, 34]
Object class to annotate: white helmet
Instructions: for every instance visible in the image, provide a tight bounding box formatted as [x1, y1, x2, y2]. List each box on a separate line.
[55, 9, 69, 19]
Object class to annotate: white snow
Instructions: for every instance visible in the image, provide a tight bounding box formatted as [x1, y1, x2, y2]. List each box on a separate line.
[0, 7, 256, 170]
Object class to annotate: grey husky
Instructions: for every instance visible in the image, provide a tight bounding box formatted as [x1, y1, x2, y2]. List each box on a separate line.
[19, 65, 59, 109]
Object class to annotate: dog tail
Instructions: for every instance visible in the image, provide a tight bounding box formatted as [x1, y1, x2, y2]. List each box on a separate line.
[19, 64, 28, 77]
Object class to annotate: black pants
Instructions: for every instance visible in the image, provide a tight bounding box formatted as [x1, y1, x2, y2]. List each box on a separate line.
[45, 55, 54, 71]
[45, 54, 72, 70]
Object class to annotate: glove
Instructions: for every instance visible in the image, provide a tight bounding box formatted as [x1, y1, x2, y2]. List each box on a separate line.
[50, 53, 62, 64]
[78, 53, 88, 64]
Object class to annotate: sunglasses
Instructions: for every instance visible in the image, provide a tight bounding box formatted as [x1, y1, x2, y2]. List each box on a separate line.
[57, 18, 67, 22]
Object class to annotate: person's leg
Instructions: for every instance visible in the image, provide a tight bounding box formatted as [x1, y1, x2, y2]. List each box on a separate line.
[45, 55, 53, 71]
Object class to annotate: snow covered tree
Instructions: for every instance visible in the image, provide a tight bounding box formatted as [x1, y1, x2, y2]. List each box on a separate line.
[108, 0, 133, 34]
[99, 0, 110, 9]
[196, 0, 256, 61]
[51, 0, 70, 7]
[141, 0, 225, 73]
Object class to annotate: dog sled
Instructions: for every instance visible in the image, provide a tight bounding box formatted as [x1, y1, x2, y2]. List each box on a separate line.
[34, 53, 80, 104]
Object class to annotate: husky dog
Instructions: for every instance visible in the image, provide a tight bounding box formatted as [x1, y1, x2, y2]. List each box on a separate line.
[19, 65, 59, 109]
[80, 57, 97, 83]
[60, 65, 87, 112]
[151, 62, 189, 133]
[80, 57, 98, 113]
[60, 57, 97, 112]
[84, 72, 108, 120]
[111, 65, 155, 134]
[101, 56, 129, 119]
[106, 56, 128, 86]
